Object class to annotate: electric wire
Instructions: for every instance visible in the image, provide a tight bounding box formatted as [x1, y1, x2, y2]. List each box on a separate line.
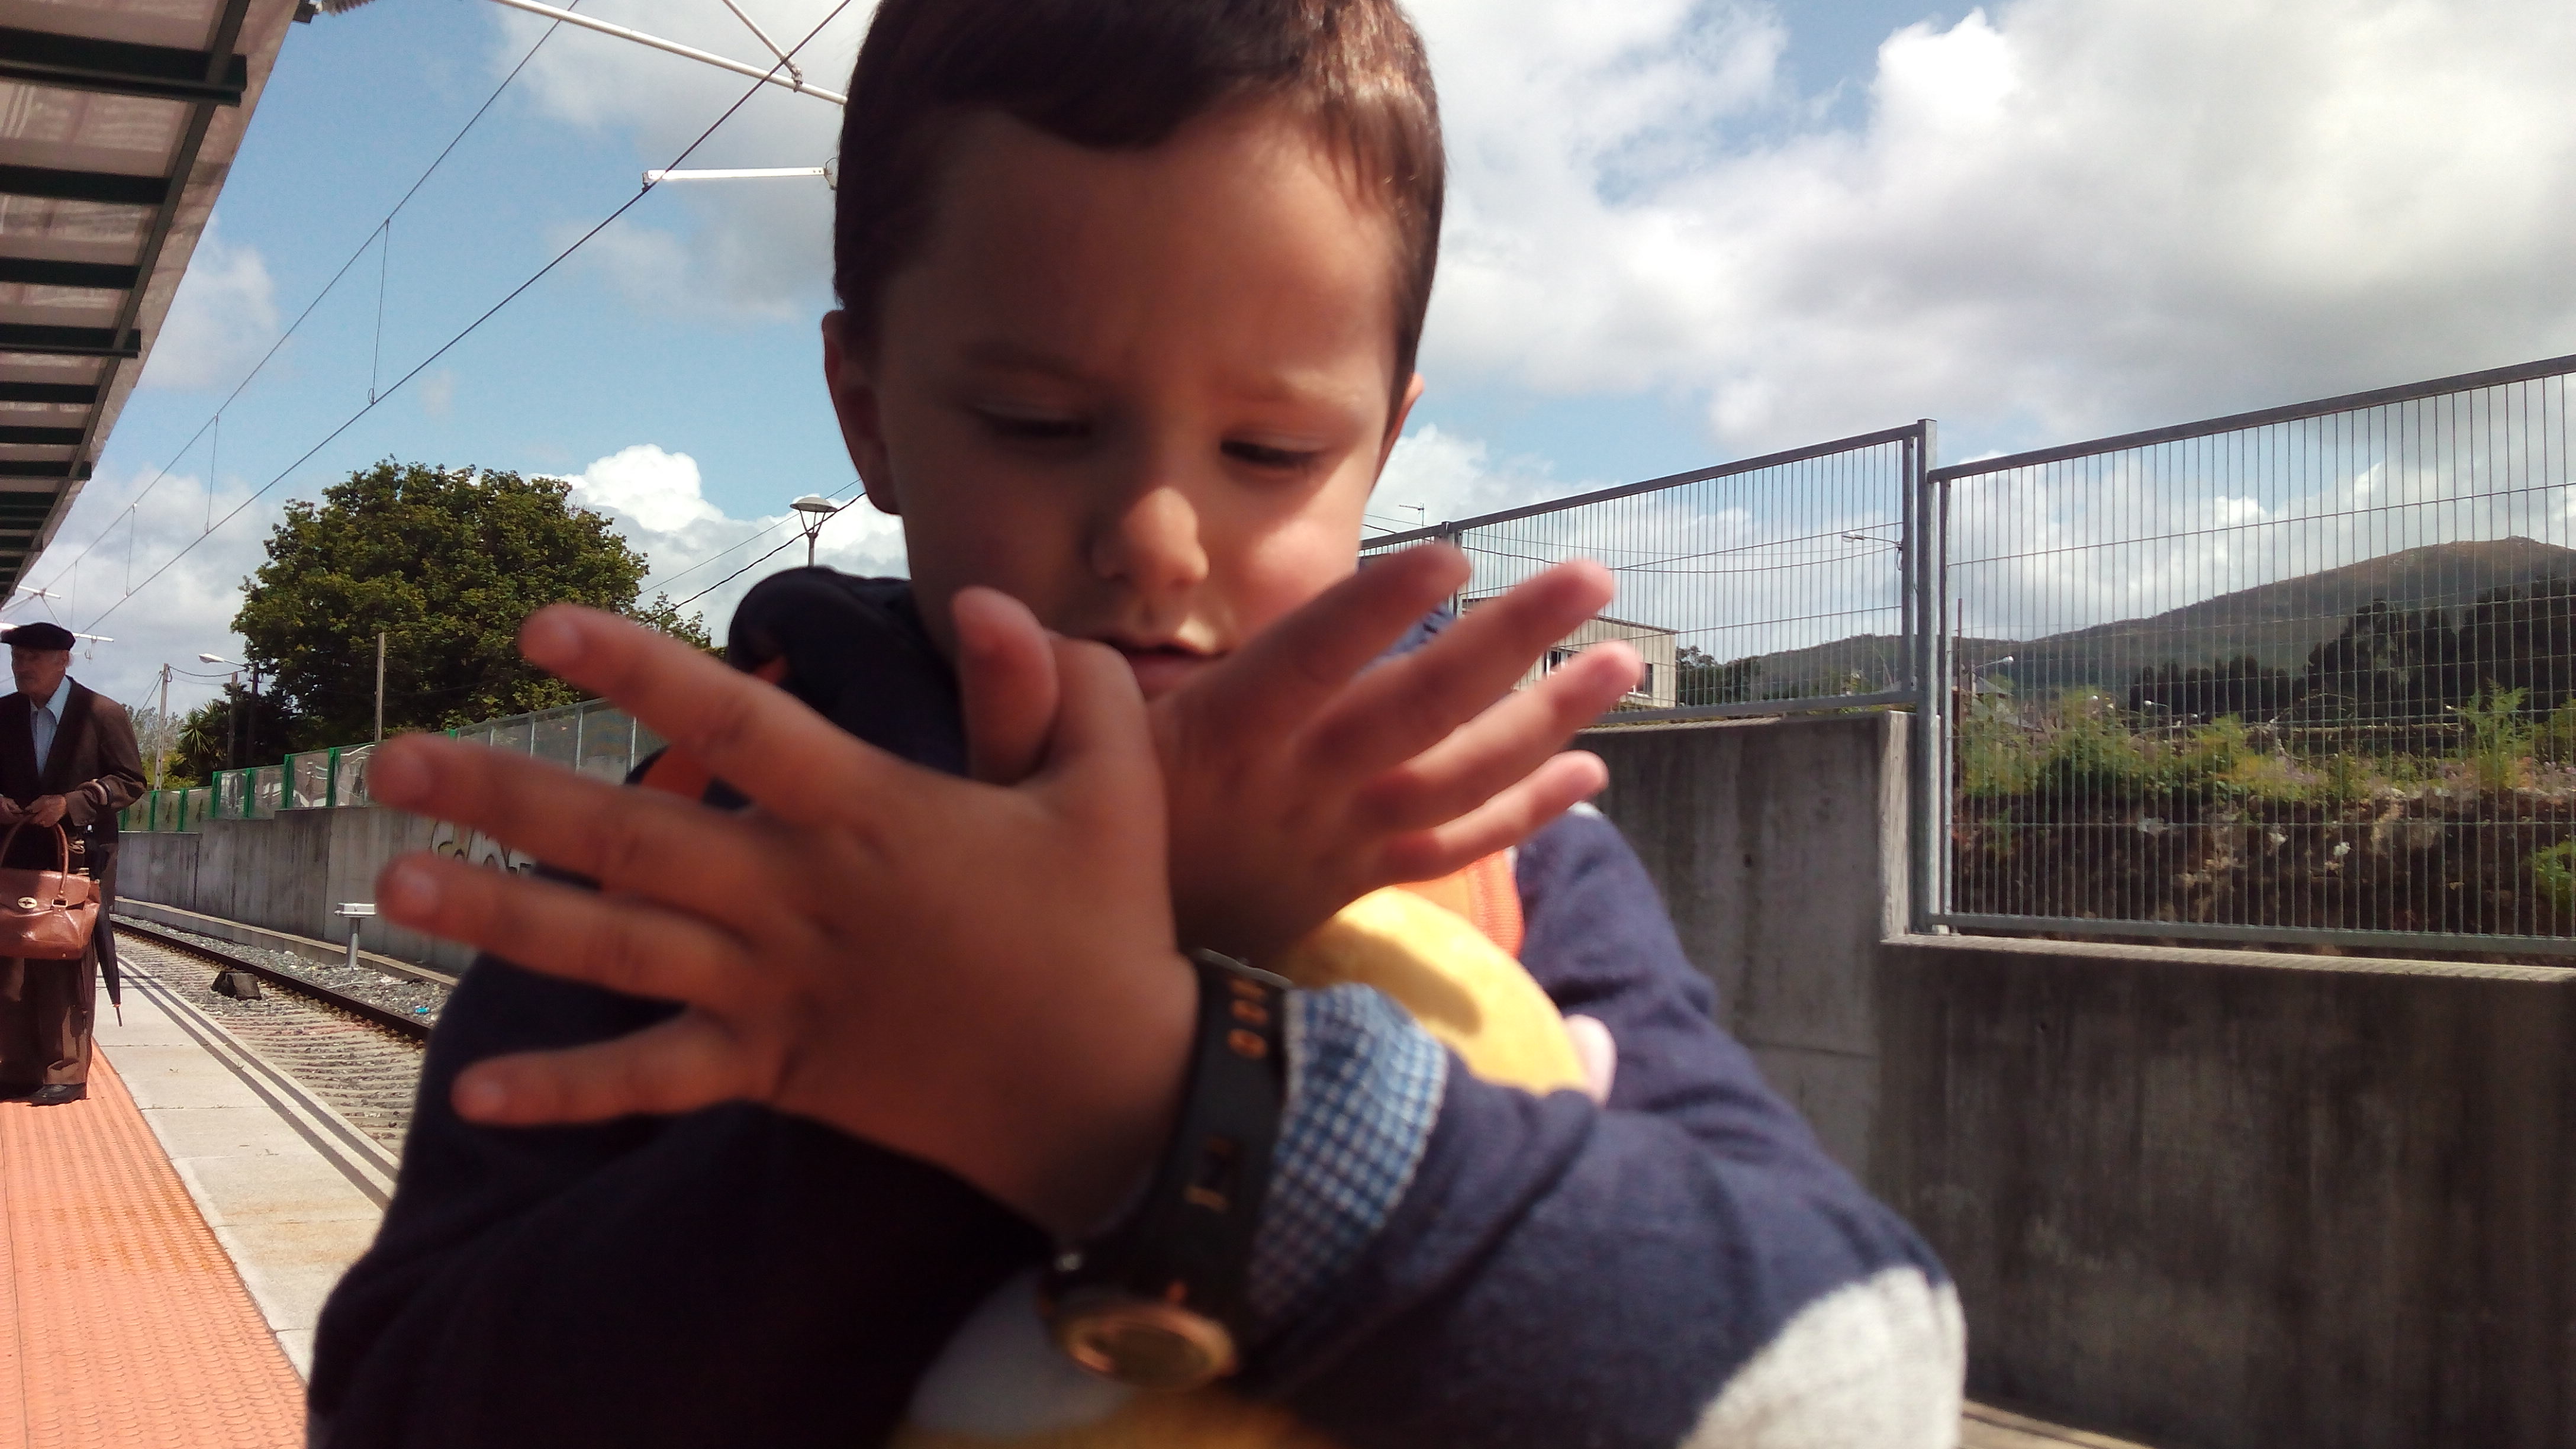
[79, 0, 863, 636]
[638, 478, 862, 595]
[11, 2, 584, 608]
[671, 529, 811, 610]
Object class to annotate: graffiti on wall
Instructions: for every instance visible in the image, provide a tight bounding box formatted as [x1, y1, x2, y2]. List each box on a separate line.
[428, 821, 537, 877]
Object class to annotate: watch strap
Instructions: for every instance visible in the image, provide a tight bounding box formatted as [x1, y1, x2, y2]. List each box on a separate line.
[1042, 948, 1288, 1387]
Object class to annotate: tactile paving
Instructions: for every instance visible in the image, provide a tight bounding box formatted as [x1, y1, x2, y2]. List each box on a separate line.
[1, 1057, 306, 1449]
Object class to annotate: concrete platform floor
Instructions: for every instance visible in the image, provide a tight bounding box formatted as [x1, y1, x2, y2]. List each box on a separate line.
[100, 960, 396, 1379]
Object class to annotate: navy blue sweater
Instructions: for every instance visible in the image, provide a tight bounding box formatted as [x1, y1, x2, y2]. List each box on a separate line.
[310, 571, 1961, 1447]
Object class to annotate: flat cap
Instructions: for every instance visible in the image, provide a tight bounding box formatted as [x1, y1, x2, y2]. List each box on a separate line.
[4, 622, 76, 651]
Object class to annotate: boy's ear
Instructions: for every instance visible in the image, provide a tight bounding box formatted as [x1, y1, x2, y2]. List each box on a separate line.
[821, 311, 902, 517]
[1377, 372, 1427, 476]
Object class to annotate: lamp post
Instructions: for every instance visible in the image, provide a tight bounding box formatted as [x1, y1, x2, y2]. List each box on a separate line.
[199, 653, 240, 770]
[790, 494, 843, 568]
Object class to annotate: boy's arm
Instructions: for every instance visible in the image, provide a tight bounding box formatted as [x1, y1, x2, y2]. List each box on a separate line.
[1239, 808, 1963, 1448]
[308, 949, 1047, 1448]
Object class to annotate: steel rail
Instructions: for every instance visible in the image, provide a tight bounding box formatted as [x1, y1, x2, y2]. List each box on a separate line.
[115, 917, 433, 1042]
[1360, 423, 1927, 549]
[1927, 352, 2576, 483]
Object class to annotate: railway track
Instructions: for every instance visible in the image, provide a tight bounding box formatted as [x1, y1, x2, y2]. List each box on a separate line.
[115, 919, 434, 1041]
[114, 919, 440, 1151]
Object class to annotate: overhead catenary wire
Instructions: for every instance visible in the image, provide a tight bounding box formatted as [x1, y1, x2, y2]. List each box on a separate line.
[80, 0, 864, 636]
[14, 1, 587, 610]
[670, 529, 812, 610]
[638, 477, 862, 595]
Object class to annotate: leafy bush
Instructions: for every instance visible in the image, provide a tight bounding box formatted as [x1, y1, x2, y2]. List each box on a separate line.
[2451, 686, 2532, 794]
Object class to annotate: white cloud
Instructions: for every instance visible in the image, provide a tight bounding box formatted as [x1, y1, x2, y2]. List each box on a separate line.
[1373, 424, 1583, 533]
[491, 0, 2576, 461]
[2, 464, 277, 719]
[561, 443, 905, 634]
[1412, 0, 2576, 452]
[569, 443, 724, 534]
[141, 224, 282, 392]
[419, 368, 458, 420]
[498, 0, 863, 318]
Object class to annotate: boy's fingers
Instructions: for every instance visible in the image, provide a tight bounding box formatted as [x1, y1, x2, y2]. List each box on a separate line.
[453, 1012, 761, 1126]
[368, 733, 783, 928]
[1042, 635, 1163, 813]
[1306, 561, 1617, 774]
[516, 606, 917, 826]
[955, 587, 1061, 786]
[376, 854, 753, 1008]
[1171, 545, 1469, 736]
[1374, 752, 1609, 884]
[1356, 642, 1638, 832]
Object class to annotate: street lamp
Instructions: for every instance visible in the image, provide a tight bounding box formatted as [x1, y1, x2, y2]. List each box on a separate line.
[198, 653, 259, 769]
[790, 494, 843, 568]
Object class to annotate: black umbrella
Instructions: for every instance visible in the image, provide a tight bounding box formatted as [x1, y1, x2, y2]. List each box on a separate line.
[97, 928, 120, 1026]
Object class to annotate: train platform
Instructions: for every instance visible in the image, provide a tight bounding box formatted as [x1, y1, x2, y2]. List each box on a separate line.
[1, 939, 396, 1449]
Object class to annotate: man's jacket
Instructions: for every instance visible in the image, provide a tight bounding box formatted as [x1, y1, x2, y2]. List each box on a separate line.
[310, 570, 1963, 1448]
[0, 682, 146, 868]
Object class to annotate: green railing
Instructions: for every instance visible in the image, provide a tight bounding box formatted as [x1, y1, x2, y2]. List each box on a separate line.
[120, 697, 667, 832]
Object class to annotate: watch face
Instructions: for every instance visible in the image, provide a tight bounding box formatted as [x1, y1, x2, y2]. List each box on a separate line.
[1052, 1293, 1239, 1392]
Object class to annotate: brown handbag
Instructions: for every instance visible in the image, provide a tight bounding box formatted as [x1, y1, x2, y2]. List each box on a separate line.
[0, 823, 98, 960]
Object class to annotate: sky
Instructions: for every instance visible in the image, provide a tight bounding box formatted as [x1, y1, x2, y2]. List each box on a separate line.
[17, 0, 2576, 724]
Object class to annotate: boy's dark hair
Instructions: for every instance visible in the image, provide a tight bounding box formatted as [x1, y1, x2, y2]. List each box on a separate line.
[835, 0, 1444, 402]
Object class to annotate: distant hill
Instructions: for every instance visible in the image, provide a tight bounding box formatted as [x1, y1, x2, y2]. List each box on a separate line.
[1720, 633, 2014, 698]
[1727, 538, 2576, 698]
[1999, 537, 2576, 693]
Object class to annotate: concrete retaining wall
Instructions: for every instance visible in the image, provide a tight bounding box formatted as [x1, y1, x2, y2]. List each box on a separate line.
[1877, 936, 2575, 1449]
[1586, 711, 1908, 1180]
[1586, 713, 2575, 1449]
[118, 810, 476, 973]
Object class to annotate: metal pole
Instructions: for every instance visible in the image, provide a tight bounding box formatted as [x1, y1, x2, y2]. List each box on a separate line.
[247, 664, 260, 765]
[479, 0, 848, 104]
[153, 663, 170, 790]
[346, 917, 360, 970]
[374, 631, 387, 744]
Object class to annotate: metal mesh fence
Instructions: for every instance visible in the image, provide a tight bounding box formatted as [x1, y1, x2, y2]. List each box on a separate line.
[1931, 353, 2576, 954]
[1360, 424, 1931, 722]
[128, 697, 670, 830]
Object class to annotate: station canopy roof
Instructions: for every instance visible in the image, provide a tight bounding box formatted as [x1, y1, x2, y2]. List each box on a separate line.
[0, 0, 302, 599]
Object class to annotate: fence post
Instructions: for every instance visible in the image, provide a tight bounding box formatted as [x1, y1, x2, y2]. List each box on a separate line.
[1910, 421, 1947, 935]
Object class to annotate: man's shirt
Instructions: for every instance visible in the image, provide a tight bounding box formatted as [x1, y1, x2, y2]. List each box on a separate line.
[28, 675, 72, 777]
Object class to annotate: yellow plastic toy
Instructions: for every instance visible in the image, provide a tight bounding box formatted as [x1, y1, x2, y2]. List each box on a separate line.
[893, 855, 1583, 1449]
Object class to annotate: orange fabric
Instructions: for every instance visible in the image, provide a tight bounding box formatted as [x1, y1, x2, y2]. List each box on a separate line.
[1394, 851, 1523, 958]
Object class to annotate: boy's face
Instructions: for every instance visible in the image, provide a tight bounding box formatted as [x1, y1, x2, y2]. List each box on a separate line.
[823, 102, 1421, 700]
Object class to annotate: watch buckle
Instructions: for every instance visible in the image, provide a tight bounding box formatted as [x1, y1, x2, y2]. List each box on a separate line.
[1049, 1288, 1239, 1392]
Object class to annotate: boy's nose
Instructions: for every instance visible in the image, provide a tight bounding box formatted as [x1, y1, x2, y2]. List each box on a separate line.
[1090, 485, 1210, 600]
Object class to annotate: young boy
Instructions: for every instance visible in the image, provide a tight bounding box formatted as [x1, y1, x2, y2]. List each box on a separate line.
[310, 1, 1964, 1445]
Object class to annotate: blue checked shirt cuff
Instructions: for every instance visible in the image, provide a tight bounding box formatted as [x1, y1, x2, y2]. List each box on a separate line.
[1246, 983, 1447, 1339]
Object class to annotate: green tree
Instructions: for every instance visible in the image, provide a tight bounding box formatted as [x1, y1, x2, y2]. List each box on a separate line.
[1676, 645, 1761, 706]
[169, 698, 229, 784]
[233, 462, 710, 750]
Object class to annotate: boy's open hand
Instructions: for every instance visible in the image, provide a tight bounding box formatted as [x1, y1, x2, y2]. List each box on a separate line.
[368, 599, 1194, 1237]
[1156, 546, 1638, 964]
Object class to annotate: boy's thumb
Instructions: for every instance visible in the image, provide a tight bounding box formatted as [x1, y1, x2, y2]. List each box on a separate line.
[954, 587, 1059, 785]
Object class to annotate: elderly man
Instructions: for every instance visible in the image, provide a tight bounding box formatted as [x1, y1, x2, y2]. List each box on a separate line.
[0, 622, 144, 1105]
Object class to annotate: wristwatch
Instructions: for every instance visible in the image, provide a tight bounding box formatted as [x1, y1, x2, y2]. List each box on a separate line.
[1040, 948, 1288, 1391]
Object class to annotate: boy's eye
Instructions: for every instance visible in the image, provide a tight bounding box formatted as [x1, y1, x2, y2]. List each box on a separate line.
[1222, 439, 1321, 471]
[978, 410, 1090, 444]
